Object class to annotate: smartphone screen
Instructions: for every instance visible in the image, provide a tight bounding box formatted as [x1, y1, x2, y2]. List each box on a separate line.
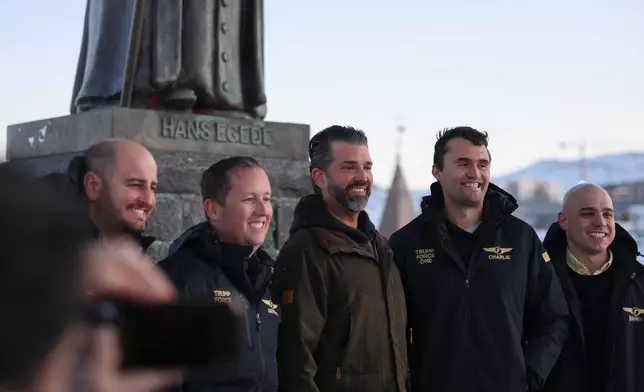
[88, 299, 242, 370]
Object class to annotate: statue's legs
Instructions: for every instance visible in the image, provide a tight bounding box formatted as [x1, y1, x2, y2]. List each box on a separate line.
[71, 0, 266, 118]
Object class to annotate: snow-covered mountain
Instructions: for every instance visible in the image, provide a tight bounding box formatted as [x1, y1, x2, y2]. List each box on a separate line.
[492, 152, 644, 191]
[367, 152, 644, 228]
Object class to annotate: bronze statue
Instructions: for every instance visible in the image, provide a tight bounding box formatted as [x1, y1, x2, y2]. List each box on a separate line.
[71, 0, 266, 119]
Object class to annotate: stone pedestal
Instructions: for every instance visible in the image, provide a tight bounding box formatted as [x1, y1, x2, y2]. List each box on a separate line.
[7, 108, 311, 261]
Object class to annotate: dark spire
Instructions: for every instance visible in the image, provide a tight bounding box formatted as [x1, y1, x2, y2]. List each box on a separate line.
[379, 123, 416, 238]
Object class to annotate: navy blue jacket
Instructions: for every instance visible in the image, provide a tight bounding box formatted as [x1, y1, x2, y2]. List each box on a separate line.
[389, 182, 569, 392]
[158, 222, 280, 392]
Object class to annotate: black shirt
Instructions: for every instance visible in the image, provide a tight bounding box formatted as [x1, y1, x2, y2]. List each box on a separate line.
[568, 265, 616, 392]
[446, 220, 479, 267]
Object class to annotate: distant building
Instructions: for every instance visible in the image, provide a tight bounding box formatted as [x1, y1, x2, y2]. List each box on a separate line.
[379, 162, 416, 239]
[514, 179, 644, 231]
[513, 199, 561, 229]
[604, 181, 644, 214]
[506, 179, 563, 229]
[505, 179, 564, 203]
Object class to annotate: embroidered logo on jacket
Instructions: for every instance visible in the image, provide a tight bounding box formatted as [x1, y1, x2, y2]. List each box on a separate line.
[623, 307, 644, 323]
[483, 246, 513, 260]
[213, 290, 232, 304]
[415, 248, 436, 264]
[262, 299, 279, 316]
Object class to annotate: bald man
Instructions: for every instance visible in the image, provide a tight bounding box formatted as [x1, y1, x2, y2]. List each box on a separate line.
[541, 183, 644, 392]
[43, 139, 158, 249]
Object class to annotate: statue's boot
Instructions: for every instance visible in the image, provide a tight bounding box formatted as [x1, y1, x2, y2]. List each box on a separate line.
[157, 89, 197, 111]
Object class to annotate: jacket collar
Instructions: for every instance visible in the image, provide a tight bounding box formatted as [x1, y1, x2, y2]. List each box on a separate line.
[566, 248, 613, 276]
[66, 155, 87, 194]
[170, 222, 275, 301]
[543, 221, 643, 275]
[416, 182, 518, 275]
[290, 195, 375, 240]
[290, 194, 378, 257]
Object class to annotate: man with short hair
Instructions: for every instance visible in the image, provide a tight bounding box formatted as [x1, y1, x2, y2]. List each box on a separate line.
[158, 156, 279, 392]
[541, 183, 644, 392]
[389, 126, 569, 392]
[0, 164, 180, 392]
[275, 125, 408, 392]
[42, 138, 158, 249]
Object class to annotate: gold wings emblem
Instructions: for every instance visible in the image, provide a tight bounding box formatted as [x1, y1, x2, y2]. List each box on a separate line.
[623, 307, 643, 316]
[262, 299, 279, 316]
[483, 246, 513, 255]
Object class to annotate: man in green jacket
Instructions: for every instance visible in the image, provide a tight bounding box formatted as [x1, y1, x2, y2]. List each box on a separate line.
[275, 125, 409, 392]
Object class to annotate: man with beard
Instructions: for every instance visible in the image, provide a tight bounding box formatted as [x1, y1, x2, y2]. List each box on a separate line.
[541, 184, 644, 392]
[42, 139, 158, 250]
[274, 125, 409, 392]
[389, 127, 569, 392]
[0, 164, 180, 392]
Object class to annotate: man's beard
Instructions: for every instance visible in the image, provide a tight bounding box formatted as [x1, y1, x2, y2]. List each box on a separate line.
[327, 179, 371, 213]
[98, 193, 147, 237]
[117, 219, 146, 237]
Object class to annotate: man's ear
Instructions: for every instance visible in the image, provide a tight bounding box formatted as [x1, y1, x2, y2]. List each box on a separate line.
[204, 198, 223, 222]
[557, 211, 567, 230]
[83, 172, 102, 201]
[311, 168, 327, 191]
[432, 164, 441, 182]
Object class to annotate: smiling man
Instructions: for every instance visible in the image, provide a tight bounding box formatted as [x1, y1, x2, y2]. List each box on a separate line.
[84, 140, 158, 243]
[158, 157, 279, 392]
[274, 125, 408, 392]
[541, 183, 644, 392]
[42, 139, 158, 250]
[389, 127, 569, 392]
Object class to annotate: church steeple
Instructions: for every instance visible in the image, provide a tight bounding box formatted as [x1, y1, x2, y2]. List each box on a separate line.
[379, 124, 416, 239]
[395, 123, 405, 164]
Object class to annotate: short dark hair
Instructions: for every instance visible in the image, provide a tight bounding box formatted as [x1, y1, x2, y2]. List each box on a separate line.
[201, 156, 262, 205]
[308, 125, 368, 193]
[0, 165, 90, 389]
[433, 126, 490, 169]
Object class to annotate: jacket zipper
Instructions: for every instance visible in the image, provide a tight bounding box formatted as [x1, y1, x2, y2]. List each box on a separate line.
[338, 310, 354, 370]
[464, 244, 480, 289]
[441, 233, 472, 288]
[445, 231, 482, 389]
[250, 258, 274, 386]
[240, 294, 253, 348]
[255, 301, 266, 385]
[256, 264, 272, 384]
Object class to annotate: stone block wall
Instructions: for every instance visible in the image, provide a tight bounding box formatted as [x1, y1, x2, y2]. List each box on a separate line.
[6, 108, 311, 262]
[146, 152, 310, 261]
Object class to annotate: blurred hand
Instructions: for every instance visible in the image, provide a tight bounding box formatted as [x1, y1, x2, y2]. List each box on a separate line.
[84, 240, 176, 303]
[82, 240, 181, 392]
